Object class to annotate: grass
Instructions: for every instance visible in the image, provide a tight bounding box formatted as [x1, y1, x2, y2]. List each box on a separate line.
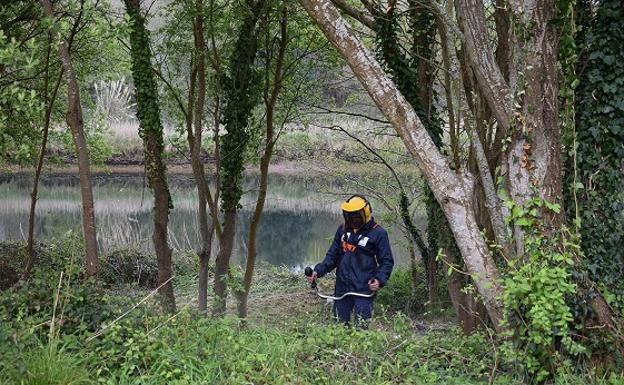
[1, 241, 622, 385]
[3, 343, 94, 385]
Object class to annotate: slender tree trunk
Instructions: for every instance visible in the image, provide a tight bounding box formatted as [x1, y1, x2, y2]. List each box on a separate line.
[124, 0, 176, 312]
[24, 34, 64, 279]
[198, 223, 215, 313]
[41, 0, 99, 277]
[468, 128, 512, 257]
[407, 244, 423, 314]
[299, 0, 504, 331]
[212, 0, 266, 317]
[213, 210, 236, 317]
[238, 7, 287, 319]
[188, 0, 215, 313]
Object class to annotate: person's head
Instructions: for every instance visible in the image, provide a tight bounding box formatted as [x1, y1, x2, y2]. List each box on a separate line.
[341, 195, 372, 229]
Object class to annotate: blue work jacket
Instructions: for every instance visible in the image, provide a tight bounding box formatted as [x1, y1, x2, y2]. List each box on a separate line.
[314, 219, 394, 296]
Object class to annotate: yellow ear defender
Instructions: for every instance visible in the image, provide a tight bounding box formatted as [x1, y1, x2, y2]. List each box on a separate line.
[340, 194, 372, 223]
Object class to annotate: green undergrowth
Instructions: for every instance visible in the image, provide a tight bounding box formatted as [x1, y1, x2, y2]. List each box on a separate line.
[1, 240, 622, 385]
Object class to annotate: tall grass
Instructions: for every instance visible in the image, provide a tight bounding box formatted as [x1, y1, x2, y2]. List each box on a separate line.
[4, 343, 94, 385]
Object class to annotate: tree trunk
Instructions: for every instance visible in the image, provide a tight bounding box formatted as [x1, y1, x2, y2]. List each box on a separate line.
[237, 7, 287, 319]
[189, 0, 215, 314]
[213, 210, 236, 317]
[41, 0, 99, 277]
[24, 34, 64, 279]
[468, 127, 512, 257]
[454, 0, 512, 133]
[124, 0, 176, 312]
[440, 248, 488, 334]
[212, 0, 266, 317]
[299, 0, 504, 331]
[198, 223, 215, 313]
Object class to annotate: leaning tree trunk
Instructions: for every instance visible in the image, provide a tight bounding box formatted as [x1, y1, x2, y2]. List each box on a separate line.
[41, 0, 99, 277]
[124, 0, 176, 312]
[299, 0, 505, 331]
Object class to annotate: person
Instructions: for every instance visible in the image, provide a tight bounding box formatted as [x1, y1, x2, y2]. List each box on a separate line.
[307, 194, 394, 327]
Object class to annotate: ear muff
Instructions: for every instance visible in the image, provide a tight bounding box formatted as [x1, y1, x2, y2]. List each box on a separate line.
[342, 194, 372, 223]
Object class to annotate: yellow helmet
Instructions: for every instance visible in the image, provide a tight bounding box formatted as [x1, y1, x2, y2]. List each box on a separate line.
[341, 195, 372, 224]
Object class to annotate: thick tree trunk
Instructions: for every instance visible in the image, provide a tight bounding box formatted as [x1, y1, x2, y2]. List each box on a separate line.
[124, 0, 176, 312]
[41, 0, 99, 277]
[299, 0, 504, 331]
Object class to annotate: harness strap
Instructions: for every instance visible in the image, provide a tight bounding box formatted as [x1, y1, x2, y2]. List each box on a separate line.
[341, 223, 379, 253]
[342, 241, 357, 253]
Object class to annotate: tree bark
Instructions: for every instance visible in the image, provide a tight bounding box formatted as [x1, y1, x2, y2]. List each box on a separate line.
[190, 0, 214, 314]
[213, 210, 236, 317]
[298, 0, 504, 331]
[238, 8, 287, 319]
[198, 223, 215, 313]
[468, 128, 512, 257]
[41, 0, 99, 277]
[124, 0, 176, 312]
[440, 248, 487, 334]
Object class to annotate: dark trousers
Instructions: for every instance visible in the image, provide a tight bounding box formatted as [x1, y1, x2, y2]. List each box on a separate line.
[333, 296, 374, 327]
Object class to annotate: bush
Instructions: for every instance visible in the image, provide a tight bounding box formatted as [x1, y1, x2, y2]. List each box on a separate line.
[0, 236, 117, 337]
[376, 267, 425, 314]
[0, 241, 25, 289]
[101, 248, 158, 288]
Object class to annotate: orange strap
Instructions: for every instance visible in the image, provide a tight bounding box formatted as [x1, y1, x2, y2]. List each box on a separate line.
[342, 241, 357, 253]
[341, 223, 378, 253]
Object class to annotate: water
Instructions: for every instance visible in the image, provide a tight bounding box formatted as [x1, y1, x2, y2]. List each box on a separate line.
[0, 172, 412, 268]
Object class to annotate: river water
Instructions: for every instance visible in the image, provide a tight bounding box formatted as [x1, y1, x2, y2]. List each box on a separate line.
[0, 173, 412, 268]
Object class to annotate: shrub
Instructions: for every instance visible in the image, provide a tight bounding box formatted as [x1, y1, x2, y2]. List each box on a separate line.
[101, 248, 158, 288]
[376, 267, 425, 314]
[0, 236, 117, 337]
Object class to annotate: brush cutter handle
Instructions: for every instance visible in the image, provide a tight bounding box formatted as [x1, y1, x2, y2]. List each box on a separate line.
[304, 266, 317, 289]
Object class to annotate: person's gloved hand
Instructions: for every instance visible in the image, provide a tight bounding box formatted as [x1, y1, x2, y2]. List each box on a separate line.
[306, 270, 318, 283]
[368, 278, 380, 292]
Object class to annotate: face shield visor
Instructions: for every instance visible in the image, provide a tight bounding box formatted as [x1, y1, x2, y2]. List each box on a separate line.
[343, 210, 365, 229]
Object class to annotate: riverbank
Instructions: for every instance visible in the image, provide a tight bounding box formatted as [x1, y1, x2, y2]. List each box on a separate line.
[1, 160, 320, 177]
[1, 157, 420, 180]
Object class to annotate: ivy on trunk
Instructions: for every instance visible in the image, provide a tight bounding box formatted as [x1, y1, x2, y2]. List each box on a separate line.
[123, 0, 176, 313]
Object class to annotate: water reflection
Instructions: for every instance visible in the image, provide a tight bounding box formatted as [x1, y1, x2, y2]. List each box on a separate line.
[0, 173, 410, 267]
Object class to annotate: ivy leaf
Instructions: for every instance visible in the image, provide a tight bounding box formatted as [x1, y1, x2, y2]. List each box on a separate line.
[544, 201, 561, 214]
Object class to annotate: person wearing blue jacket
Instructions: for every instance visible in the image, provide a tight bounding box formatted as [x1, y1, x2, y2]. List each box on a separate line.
[307, 194, 394, 326]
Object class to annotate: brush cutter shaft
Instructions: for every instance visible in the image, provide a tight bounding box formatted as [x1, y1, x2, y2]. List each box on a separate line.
[313, 287, 374, 301]
[305, 266, 374, 300]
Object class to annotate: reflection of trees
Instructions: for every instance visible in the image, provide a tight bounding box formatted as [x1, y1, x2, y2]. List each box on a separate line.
[1, 174, 414, 265]
[235, 210, 341, 267]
